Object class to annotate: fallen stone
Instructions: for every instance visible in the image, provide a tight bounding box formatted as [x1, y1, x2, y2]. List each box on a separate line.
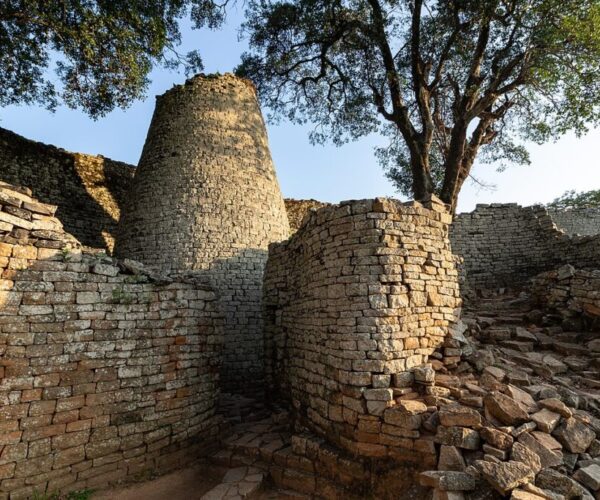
[505, 385, 537, 412]
[538, 398, 572, 419]
[536, 468, 593, 499]
[518, 432, 563, 468]
[480, 426, 514, 450]
[419, 471, 477, 491]
[510, 442, 542, 474]
[474, 460, 535, 495]
[435, 426, 481, 450]
[573, 463, 600, 491]
[439, 405, 482, 427]
[484, 391, 529, 426]
[553, 417, 596, 453]
[483, 366, 506, 381]
[530, 409, 561, 434]
[438, 445, 466, 472]
[510, 489, 545, 500]
[532, 431, 562, 451]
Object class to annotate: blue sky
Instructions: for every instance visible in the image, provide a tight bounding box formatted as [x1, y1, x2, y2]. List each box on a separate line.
[1, 7, 599, 213]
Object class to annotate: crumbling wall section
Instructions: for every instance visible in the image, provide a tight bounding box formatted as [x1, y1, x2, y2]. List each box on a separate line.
[115, 74, 289, 396]
[0, 127, 134, 251]
[547, 207, 600, 236]
[450, 204, 600, 290]
[263, 198, 461, 459]
[284, 199, 331, 233]
[0, 183, 223, 498]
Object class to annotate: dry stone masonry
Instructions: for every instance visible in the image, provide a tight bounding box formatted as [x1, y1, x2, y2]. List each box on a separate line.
[0, 182, 223, 498]
[548, 208, 600, 236]
[1, 72, 600, 499]
[451, 204, 600, 290]
[115, 74, 290, 396]
[0, 128, 134, 252]
[263, 198, 462, 459]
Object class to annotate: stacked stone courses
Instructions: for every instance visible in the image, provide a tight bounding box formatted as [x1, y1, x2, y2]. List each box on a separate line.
[0, 182, 223, 498]
[450, 203, 600, 290]
[263, 198, 461, 459]
[115, 74, 290, 395]
[0, 127, 134, 252]
[548, 207, 600, 236]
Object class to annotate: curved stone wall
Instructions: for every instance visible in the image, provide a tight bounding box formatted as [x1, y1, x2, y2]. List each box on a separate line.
[0, 182, 223, 498]
[263, 199, 461, 459]
[115, 74, 290, 395]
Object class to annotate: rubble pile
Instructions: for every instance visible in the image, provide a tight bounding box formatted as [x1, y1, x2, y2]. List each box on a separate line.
[417, 290, 600, 499]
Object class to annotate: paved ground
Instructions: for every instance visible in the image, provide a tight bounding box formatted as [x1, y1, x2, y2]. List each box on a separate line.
[92, 462, 227, 500]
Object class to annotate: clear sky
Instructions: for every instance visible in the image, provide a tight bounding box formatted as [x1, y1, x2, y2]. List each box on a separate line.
[1, 8, 599, 213]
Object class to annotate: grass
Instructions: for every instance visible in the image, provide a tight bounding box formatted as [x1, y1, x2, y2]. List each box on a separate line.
[32, 489, 94, 500]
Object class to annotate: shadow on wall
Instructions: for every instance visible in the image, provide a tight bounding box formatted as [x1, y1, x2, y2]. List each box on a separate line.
[0, 127, 134, 252]
[0, 180, 225, 498]
[183, 248, 270, 397]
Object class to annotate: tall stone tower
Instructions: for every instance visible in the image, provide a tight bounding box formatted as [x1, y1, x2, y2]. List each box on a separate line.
[115, 74, 290, 395]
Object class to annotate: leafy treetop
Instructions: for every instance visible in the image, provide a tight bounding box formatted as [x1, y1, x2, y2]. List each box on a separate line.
[0, 0, 226, 118]
[237, 0, 600, 210]
[548, 189, 600, 209]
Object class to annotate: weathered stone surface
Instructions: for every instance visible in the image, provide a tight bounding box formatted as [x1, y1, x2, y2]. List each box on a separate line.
[435, 427, 481, 450]
[480, 427, 514, 450]
[536, 468, 593, 499]
[438, 445, 466, 472]
[484, 392, 529, 426]
[439, 405, 482, 427]
[538, 399, 572, 419]
[115, 74, 290, 396]
[0, 184, 224, 498]
[474, 460, 535, 495]
[518, 432, 563, 468]
[510, 442, 542, 474]
[531, 409, 561, 434]
[573, 464, 600, 491]
[419, 471, 477, 492]
[553, 417, 596, 453]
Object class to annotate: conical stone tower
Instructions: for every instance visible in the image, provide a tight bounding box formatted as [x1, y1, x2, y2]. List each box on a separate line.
[115, 74, 290, 395]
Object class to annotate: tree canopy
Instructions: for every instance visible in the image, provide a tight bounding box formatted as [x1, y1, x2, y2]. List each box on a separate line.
[548, 189, 600, 209]
[0, 0, 226, 118]
[237, 0, 600, 210]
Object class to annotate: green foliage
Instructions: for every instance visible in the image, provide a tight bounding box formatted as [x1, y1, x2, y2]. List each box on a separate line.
[0, 1, 228, 117]
[548, 189, 600, 209]
[112, 285, 134, 304]
[32, 489, 93, 500]
[238, 0, 600, 207]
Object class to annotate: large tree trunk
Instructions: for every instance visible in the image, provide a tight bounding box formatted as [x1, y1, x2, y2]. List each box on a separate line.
[410, 151, 435, 201]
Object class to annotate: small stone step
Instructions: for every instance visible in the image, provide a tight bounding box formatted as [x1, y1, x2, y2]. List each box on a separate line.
[201, 466, 265, 499]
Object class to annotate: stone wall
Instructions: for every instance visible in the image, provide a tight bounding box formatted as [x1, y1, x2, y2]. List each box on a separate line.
[450, 204, 600, 290]
[0, 182, 223, 498]
[115, 74, 290, 396]
[263, 198, 461, 459]
[531, 264, 600, 327]
[0, 127, 134, 252]
[547, 207, 600, 236]
[284, 199, 331, 233]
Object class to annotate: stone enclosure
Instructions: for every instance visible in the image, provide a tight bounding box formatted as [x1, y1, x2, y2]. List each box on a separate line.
[0, 73, 599, 499]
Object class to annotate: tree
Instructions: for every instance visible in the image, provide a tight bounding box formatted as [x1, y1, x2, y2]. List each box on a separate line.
[237, 0, 600, 211]
[548, 189, 600, 209]
[0, 0, 227, 118]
